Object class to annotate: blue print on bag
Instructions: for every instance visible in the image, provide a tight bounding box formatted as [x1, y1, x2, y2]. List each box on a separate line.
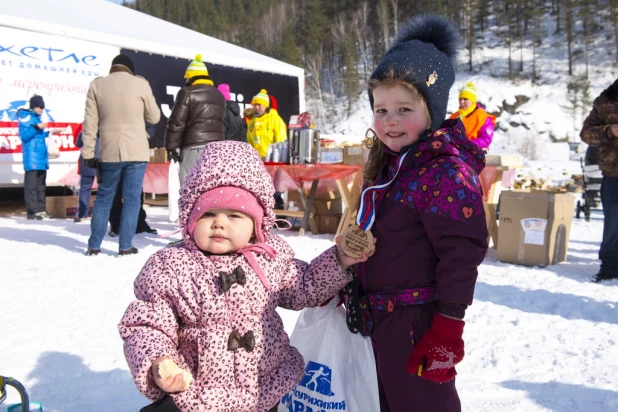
[299, 361, 335, 396]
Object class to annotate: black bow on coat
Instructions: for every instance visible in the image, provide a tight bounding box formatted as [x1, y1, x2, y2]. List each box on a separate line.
[219, 266, 246, 292]
[227, 330, 255, 352]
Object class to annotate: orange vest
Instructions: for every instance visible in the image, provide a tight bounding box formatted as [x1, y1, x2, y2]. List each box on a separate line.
[449, 107, 496, 140]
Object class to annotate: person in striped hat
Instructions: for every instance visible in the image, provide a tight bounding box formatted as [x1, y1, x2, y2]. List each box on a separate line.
[247, 89, 287, 159]
[449, 82, 496, 151]
[164, 54, 225, 183]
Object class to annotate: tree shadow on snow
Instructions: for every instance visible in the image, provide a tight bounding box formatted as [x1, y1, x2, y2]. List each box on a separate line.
[2, 217, 172, 255]
[483, 249, 599, 284]
[1, 226, 89, 254]
[474, 282, 618, 324]
[500, 380, 618, 412]
[569, 239, 603, 246]
[25, 351, 147, 412]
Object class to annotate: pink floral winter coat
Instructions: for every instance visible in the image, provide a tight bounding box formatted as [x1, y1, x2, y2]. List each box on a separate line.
[119, 141, 351, 411]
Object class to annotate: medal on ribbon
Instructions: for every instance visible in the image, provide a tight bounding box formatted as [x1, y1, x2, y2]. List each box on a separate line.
[341, 150, 411, 258]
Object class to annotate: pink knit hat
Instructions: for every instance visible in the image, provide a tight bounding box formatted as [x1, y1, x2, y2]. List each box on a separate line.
[187, 186, 265, 242]
[217, 84, 231, 101]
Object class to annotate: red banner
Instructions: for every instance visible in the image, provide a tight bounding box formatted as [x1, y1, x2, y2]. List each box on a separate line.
[0, 121, 81, 154]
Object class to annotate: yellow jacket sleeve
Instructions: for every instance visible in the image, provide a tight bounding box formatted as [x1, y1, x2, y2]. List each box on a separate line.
[271, 110, 288, 143]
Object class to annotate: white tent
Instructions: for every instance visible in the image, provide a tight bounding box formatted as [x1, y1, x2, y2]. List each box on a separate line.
[0, 0, 305, 78]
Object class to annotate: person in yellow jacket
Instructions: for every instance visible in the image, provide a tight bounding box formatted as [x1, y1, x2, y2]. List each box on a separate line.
[449, 82, 496, 151]
[247, 89, 287, 158]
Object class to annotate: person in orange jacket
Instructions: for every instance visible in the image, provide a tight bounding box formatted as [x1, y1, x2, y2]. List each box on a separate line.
[449, 82, 496, 151]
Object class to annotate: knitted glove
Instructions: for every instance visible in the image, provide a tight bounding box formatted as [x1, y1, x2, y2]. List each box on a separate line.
[406, 314, 465, 383]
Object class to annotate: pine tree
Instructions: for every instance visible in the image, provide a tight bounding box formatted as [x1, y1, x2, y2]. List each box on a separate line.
[278, 23, 302, 66]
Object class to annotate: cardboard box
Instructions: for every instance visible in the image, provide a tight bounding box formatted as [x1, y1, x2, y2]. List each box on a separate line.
[497, 190, 574, 267]
[45, 196, 95, 218]
[150, 148, 168, 163]
[312, 198, 344, 216]
[317, 215, 341, 234]
[343, 145, 365, 165]
[286, 189, 341, 211]
[319, 147, 343, 164]
[46, 196, 78, 218]
[486, 154, 521, 167]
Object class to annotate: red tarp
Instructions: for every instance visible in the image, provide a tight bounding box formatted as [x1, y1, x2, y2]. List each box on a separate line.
[264, 164, 362, 194]
[59, 162, 512, 202]
[58, 163, 169, 194]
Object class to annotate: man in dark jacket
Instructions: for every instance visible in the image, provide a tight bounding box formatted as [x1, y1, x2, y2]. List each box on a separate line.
[580, 78, 618, 282]
[217, 84, 246, 142]
[164, 54, 225, 183]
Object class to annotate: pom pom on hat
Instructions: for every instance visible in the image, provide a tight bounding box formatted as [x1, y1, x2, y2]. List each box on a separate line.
[185, 54, 210, 79]
[218, 84, 231, 101]
[369, 15, 463, 131]
[252, 89, 270, 107]
[459, 82, 477, 104]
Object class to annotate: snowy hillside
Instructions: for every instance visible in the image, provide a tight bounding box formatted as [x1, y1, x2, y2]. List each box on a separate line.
[317, 8, 618, 164]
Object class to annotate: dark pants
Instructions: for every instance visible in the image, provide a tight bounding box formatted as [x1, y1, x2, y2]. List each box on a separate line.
[372, 303, 461, 412]
[274, 192, 284, 210]
[78, 175, 95, 218]
[24, 170, 46, 216]
[109, 181, 153, 234]
[600, 176, 618, 273]
[141, 396, 279, 412]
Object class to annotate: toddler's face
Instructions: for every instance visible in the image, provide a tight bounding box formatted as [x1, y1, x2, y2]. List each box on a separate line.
[193, 208, 255, 254]
[372, 84, 430, 153]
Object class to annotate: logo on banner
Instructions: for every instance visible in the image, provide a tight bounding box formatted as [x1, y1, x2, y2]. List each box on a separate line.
[299, 362, 335, 396]
[0, 100, 55, 122]
[280, 361, 347, 411]
[0, 43, 100, 66]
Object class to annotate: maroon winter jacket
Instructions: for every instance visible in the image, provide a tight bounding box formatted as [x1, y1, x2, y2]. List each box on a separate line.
[363, 119, 488, 319]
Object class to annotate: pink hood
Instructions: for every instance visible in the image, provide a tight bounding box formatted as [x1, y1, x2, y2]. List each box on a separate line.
[179, 141, 275, 247]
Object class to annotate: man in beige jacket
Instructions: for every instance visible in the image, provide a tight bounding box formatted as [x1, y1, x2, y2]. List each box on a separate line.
[81, 54, 160, 256]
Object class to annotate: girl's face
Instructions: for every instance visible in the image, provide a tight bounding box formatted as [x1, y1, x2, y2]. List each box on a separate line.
[458, 98, 473, 111]
[33, 107, 43, 115]
[372, 85, 430, 153]
[193, 208, 255, 254]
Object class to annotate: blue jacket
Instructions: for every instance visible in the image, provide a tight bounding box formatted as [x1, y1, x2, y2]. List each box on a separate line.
[18, 109, 49, 172]
[75, 131, 100, 177]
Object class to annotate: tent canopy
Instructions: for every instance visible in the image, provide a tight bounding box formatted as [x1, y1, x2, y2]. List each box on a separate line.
[0, 0, 304, 77]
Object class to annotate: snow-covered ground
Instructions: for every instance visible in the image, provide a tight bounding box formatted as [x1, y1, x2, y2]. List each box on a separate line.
[1, 205, 617, 412]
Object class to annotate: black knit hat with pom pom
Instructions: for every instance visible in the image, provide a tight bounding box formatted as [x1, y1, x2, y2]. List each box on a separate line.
[369, 15, 463, 131]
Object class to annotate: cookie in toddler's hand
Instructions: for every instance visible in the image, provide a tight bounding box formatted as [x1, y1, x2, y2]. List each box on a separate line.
[158, 358, 193, 390]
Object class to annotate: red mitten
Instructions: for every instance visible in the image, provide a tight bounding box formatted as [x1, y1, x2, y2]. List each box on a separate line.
[406, 314, 465, 383]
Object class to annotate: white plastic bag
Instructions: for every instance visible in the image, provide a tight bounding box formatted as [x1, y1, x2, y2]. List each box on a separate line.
[46, 138, 60, 159]
[279, 297, 379, 412]
[168, 160, 180, 222]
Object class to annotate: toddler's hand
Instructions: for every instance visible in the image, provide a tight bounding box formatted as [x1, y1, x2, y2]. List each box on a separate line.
[151, 356, 192, 392]
[335, 235, 376, 270]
